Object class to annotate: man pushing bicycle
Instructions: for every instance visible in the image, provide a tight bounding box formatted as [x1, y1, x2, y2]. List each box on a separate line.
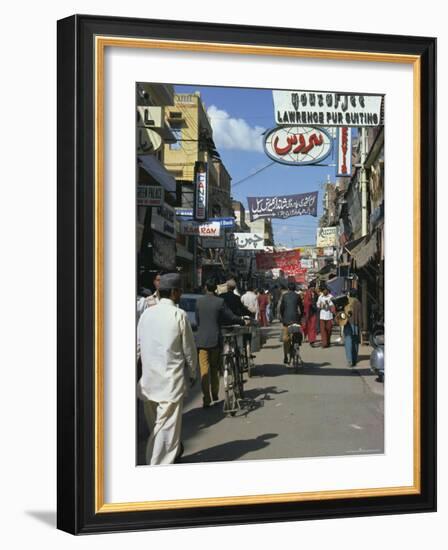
[279, 281, 304, 366]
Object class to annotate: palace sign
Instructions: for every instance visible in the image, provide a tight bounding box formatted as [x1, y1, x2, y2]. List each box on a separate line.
[273, 90, 383, 127]
[264, 126, 332, 165]
[137, 185, 163, 207]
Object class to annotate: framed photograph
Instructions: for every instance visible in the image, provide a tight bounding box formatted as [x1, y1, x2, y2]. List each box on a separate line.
[57, 14, 436, 534]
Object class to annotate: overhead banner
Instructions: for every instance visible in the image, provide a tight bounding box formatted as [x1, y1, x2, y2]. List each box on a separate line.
[255, 249, 301, 276]
[179, 220, 221, 237]
[336, 127, 352, 177]
[290, 268, 308, 283]
[233, 232, 265, 250]
[264, 126, 332, 165]
[247, 191, 318, 221]
[273, 90, 383, 127]
[316, 226, 339, 247]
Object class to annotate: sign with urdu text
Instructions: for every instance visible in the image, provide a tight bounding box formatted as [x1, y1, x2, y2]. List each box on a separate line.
[233, 233, 265, 250]
[255, 249, 301, 276]
[247, 191, 318, 221]
[264, 126, 332, 165]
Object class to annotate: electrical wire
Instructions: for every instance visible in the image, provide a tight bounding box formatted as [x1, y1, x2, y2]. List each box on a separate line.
[232, 161, 276, 188]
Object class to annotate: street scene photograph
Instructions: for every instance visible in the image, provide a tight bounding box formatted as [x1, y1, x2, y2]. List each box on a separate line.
[136, 83, 385, 466]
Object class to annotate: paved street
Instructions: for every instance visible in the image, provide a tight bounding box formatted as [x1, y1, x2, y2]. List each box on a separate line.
[179, 321, 384, 463]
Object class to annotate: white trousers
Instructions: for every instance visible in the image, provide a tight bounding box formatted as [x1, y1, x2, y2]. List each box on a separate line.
[143, 399, 183, 465]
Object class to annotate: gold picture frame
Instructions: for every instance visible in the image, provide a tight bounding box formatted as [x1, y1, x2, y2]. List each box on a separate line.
[58, 15, 436, 534]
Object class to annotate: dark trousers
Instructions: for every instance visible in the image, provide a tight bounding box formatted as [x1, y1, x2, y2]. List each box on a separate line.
[320, 319, 333, 348]
[344, 323, 359, 365]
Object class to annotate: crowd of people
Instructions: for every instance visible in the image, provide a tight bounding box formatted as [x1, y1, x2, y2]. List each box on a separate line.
[136, 272, 363, 466]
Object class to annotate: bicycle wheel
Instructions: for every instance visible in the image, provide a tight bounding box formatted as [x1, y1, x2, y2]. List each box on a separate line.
[223, 357, 238, 415]
[246, 340, 253, 378]
[233, 351, 245, 399]
[293, 347, 299, 372]
[288, 341, 295, 367]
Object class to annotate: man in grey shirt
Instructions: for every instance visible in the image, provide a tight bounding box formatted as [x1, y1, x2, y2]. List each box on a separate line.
[195, 279, 247, 407]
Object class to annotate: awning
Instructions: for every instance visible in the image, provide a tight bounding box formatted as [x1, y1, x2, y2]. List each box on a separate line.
[353, 233, 377, 268]
[317, 263, 337, 281]
[326, 276, 346, 296]
[138, 155, 176, 193]
[344, 236, 366, 255]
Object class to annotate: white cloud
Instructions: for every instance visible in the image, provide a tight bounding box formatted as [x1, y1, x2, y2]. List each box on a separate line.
[207, 105, 265, 153]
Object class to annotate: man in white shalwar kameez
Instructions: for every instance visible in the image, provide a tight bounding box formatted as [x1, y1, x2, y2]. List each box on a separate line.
[137, 273, 198, 465]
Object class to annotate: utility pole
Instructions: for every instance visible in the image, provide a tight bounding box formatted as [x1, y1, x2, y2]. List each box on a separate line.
[359, 127, 369, 338]
[360, 127, 368, 237]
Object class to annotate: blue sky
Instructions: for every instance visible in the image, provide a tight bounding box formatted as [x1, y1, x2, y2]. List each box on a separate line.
[175, 84, 338, 247]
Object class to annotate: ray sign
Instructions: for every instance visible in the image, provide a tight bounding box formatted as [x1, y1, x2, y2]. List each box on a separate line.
[263, 125, 332, 165]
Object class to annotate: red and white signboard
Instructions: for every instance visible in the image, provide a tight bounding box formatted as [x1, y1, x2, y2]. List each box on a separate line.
[336, 127, 352, 177]
[255, 249, 302, 276]
[179, 220, 221, 237]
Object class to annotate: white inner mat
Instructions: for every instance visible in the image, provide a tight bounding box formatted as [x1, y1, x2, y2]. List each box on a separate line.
[104, 45, 414, 504]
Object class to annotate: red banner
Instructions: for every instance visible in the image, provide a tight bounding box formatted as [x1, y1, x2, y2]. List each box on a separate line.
[255, 249, 302, 276]
[288, 268, 307, 283]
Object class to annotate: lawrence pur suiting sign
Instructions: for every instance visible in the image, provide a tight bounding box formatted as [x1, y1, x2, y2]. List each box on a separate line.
[273, 90, 383, 127]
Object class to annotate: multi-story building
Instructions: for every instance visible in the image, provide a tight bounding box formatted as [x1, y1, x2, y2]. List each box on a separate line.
[163, 92, 233, 287]
[337, 127, 385, 334]
[136, 83, 178, 290]
[232, 200, 250, 231]
[246, 217, 274, 246]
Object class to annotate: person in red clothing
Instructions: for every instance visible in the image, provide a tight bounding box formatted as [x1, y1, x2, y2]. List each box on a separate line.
[303, 282, 318, 346]
[257, 287, 270, 327]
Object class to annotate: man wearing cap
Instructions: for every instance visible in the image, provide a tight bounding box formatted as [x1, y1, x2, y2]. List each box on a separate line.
[137, 273, 198, 465]
[221, 279, 251, 317]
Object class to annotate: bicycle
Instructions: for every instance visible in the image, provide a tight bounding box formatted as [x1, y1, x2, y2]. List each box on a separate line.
[221, 325, 251, 416]
[287, 323, 304, 372]
[241, 318, 257, 378]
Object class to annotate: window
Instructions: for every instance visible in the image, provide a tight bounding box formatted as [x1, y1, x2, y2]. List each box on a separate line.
[170, 123, 182, 150]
